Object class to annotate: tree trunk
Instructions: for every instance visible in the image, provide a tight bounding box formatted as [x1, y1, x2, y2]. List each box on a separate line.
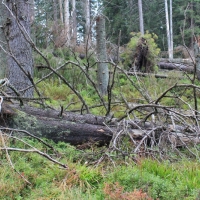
[165, 0, 172, 59]
[138, 0, 144, 35]
[1, 104, 113, 145]
[4, 0, 34, 98]
[53, 0, 58, 22]
[85, 0, 91, 45]
[64, 0, 70, 45]
[158, 62, 194, 73]
[71, 0, 77, 46]
[58, 0, 64, 23]
[29, 0, 35, 26]
[1, 103, 199, 147]
[0, 4, 7, 79]
[169, 0, 173, 58]
[194, 42, 200, 80]
[190, 1, 194, 50]
[96, 15, 109, 96]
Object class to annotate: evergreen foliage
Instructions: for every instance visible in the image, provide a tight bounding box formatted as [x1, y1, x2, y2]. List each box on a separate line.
[102, 0, 200, 50]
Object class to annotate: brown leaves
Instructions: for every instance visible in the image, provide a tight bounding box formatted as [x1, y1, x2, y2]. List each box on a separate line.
[103, 182, 152, 200]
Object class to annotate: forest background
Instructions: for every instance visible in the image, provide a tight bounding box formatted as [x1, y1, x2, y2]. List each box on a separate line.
[0, 0, 200, 199]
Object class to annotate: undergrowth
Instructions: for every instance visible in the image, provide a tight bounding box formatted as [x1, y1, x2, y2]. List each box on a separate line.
[0, 138, 200, 199]
[3, 45, 199, 199]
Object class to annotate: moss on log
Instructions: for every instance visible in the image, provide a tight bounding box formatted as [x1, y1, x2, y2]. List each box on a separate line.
[1, 103, 112, 145]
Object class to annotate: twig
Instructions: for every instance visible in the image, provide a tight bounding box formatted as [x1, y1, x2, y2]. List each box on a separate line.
[0, 128, 56, 151]
[0, 146, 68, 169]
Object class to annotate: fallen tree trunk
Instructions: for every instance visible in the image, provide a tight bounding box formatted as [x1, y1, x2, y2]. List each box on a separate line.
[1, 102, 200, 147]
[158, 62, 194, 73]
[127, 71, 168, 78]
[159, 58, 194, 65]
[1, 103, 113, 145]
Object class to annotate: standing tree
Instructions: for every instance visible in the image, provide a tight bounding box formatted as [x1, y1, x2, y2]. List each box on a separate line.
[84, 0, 91, 45]
[71, 0, 77, 46]
[53, 0, 58, 23]
[96, 15, 109, 96]
[1, 1, 34, 97]
[169, 0, 173, 58]
[138, 0, 144, 35]
[64, 0, 70, 46]
[165, 0, 172, 59]
[59, 0, 64, 23]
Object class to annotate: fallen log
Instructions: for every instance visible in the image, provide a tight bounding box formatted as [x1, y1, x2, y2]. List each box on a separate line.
[158, 62, 194, 73]
[159, 58, 194, 65]
[1, 102, 200, 147]
[127, 71, 168, 78]
[1, 103, 113, 145]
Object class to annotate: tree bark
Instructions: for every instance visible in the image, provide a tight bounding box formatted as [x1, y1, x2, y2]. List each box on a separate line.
[29, 0, 35, 26]
[194, 41, 200, 80]
[96, 15, 109, 96]
[158, 62, 194, 73]
[58, 0, 64, 23]
[64, 0, 70, 45]
[165, 0, 172, 59]
[1, 103, 200, 147]
[53, 0, 58, 22]
[1, 103, 112, 145]
[190, 2, 194, 50]
[0, 4, 7, 79]
[169, 0, 173, 58]
[138, 0, 144, 35]
[71, 0, 77, 46]
[85, 0, 91, 45]
[4, 0, 34, 97]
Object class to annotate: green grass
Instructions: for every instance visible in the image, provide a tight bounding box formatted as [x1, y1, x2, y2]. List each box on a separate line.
[0, 138, 200, 200]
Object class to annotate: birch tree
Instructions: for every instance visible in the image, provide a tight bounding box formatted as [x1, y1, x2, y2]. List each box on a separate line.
[169, 0, 173, 58]
[165, 0, 173, 59]
[138, 0, 144, 35]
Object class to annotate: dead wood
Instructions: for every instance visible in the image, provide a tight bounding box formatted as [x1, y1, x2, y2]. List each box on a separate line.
[158, 62, 194, 73]
[134, 37, 150, 72]
[159, 58, 194, 65]
[127, 71, 168, 78]
[1, 103, 113, 145]
[1, 102, 200, 151]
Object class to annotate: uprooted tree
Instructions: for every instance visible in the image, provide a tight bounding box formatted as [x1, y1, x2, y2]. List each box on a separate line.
[121, 32, 160, 72]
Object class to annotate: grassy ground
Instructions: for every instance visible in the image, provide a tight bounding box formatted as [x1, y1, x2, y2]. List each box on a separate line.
[0, 138, 199, 200]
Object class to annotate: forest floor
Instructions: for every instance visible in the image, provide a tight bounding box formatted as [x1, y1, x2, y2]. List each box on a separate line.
[0, 138, 200, 200]
[1, 50, 200, 199]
